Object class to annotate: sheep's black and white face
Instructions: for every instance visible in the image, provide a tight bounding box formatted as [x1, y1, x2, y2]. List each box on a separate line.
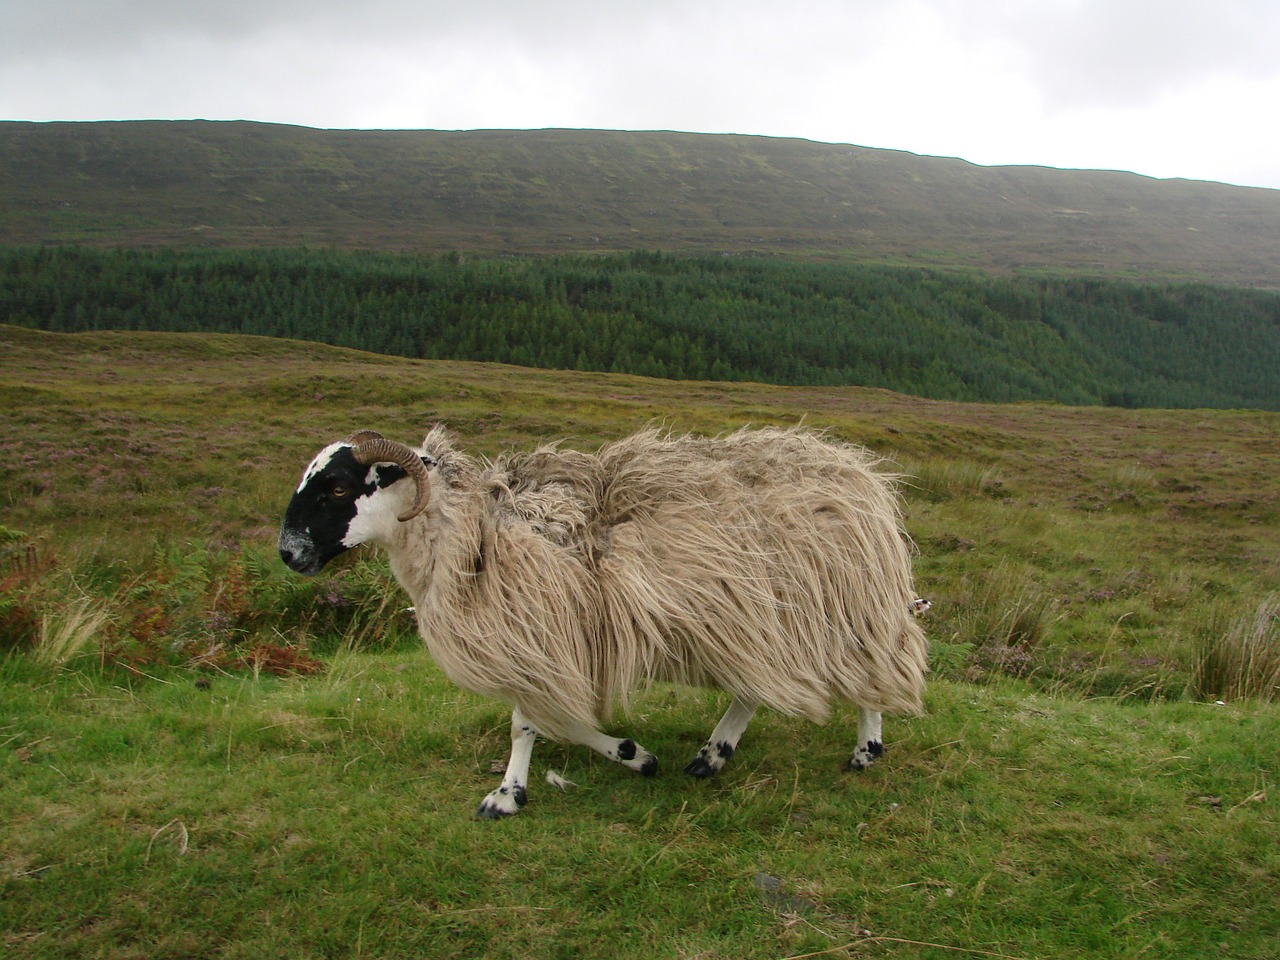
[278, 443, 409, 575]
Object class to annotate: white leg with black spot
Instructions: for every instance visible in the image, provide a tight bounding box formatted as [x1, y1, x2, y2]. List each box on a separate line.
[476, 709, 537, 819]
[564, 724, 658, 776]
[848, 707, 884, 771]
[685, 696, 758, 778]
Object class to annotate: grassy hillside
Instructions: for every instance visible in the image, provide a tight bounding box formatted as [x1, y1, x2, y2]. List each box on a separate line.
[2, 322, 1277, 689]
[4, 121, 1280, 287]
[1, 326, 1278, 958]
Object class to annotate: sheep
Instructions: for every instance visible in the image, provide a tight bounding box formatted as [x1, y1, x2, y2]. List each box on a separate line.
[278, 425, 928, 818]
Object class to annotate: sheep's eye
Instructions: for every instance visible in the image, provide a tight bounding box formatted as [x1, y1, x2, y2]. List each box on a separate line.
[330, 485, 351, 499]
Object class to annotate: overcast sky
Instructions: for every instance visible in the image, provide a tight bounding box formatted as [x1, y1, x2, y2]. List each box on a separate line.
[4, 0, 1279, 190]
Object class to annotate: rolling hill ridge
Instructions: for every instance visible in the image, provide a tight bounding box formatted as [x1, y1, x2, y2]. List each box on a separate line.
[4, 120, 1280, 287]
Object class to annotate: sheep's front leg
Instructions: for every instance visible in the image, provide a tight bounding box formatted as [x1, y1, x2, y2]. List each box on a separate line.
[684, 696, 757, 778]
[477, 709, 537, 819]
[847, 707, 884, 771]
[565, 724, 659, 776]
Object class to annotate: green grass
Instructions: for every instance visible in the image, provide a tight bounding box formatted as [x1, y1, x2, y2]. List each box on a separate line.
[2, 654, 1276, 959]
[2, 323, 1279, 957]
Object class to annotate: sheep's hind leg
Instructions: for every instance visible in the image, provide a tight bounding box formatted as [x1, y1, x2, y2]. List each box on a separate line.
[565, 724, 659, 776]
[847, 707, 884, 771]
[477, 708, 537, 819]
[685, 696, 757, 778]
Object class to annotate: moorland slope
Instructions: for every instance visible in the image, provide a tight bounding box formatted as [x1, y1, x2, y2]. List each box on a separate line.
[4, 120, 1280, 287]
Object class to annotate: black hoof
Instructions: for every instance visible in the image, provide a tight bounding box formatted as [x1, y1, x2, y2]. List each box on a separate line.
[684, 756, 717, 778]
[846, 741, 885, 772]
[640, 754, 659, 777]
[474, 784, 526, 818]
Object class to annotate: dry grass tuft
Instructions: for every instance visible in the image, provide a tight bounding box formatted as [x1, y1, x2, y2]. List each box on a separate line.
[1192, 594, 1280, 702]
[31, 598, 113, 670]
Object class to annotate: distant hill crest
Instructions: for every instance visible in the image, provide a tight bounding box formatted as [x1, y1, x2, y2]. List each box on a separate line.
[2, 120, 1279, 287]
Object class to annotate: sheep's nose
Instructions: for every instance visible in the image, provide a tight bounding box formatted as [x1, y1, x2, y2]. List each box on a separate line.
[279, 546, 296, 567]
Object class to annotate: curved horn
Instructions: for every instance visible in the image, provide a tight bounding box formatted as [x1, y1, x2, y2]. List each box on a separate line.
[348, 436, 432, 522]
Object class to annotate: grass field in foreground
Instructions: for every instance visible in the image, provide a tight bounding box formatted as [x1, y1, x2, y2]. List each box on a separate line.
[1, 324, 1277, 957]
[2, 651, 1277, 959]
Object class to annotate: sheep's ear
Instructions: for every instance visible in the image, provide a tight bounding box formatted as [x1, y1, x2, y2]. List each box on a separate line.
[373, 458, 433, 487]
[372, 464, 407, 488]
